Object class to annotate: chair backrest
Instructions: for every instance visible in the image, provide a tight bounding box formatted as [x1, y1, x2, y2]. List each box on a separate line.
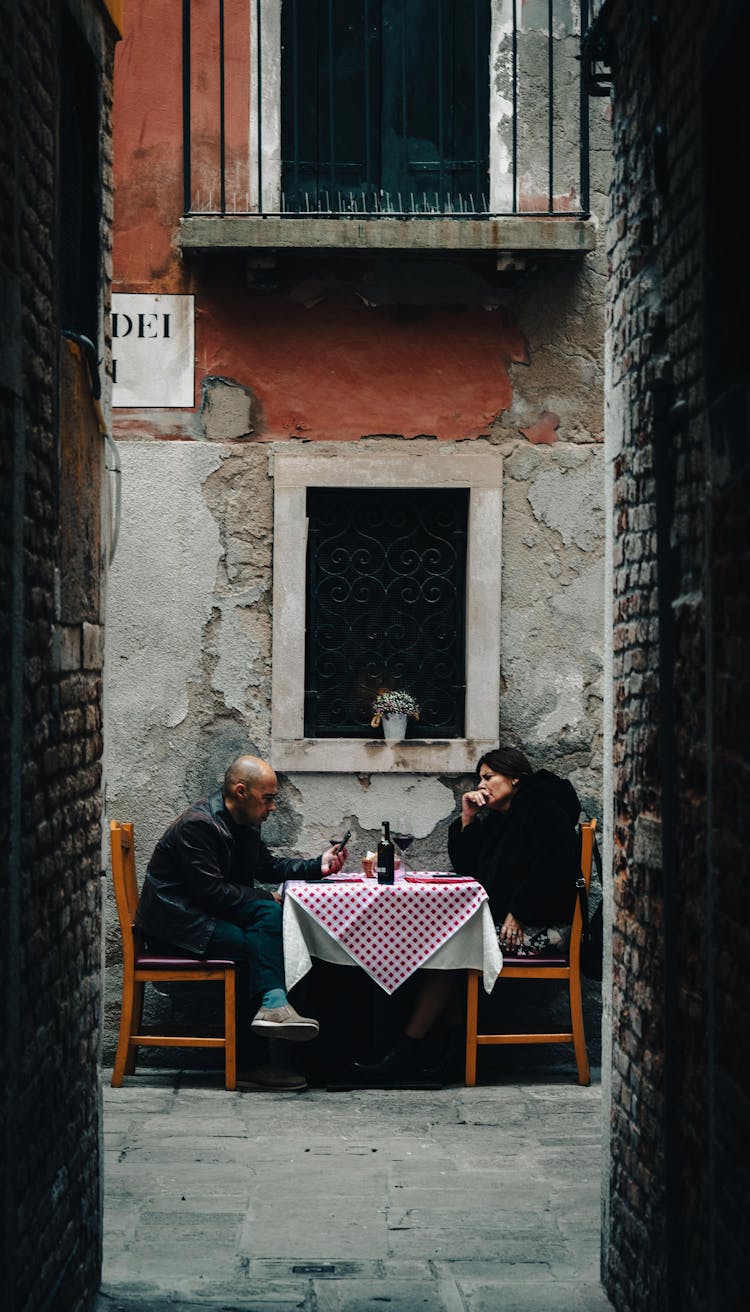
[110, 821, 140, 969]
[568, 818, 597, 971]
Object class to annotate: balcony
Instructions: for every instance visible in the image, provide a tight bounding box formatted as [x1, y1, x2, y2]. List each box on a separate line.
[178, 1, 597, 259]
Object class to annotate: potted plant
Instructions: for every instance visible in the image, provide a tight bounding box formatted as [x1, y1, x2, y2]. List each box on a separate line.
[370, 690, 420, 742]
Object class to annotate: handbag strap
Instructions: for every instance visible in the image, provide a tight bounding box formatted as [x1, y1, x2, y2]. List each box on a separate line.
[576, 829, 601, 937]
[576, 876, 590, 938]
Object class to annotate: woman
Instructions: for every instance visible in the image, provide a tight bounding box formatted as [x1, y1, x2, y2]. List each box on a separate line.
[449, 745, 582, 956]
[353, 746, 582, 1082]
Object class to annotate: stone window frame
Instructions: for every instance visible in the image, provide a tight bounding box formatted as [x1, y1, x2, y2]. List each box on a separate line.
[271, 445, 502, 773]
[250, 1, 526, 216]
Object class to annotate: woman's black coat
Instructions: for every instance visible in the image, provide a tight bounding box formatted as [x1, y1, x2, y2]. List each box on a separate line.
[447, 770, 582, 926]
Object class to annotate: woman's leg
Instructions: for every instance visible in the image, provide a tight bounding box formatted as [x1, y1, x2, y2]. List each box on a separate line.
[403, 970, 459, 1039]
[353, 970, 462, 1079]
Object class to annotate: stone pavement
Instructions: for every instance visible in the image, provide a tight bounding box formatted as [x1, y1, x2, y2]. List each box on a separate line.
[97, 1069, 613, 1312]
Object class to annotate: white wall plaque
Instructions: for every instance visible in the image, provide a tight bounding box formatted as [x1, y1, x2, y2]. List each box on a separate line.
[112, 293, 194, 408]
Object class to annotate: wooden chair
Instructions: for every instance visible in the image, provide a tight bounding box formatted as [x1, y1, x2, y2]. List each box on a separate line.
[465, 819, 597, 1087]
[110, 820, 237, 1089]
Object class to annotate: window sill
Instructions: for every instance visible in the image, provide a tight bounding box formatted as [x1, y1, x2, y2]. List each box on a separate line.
[272, 738, 495, 774]
[178, 213, 596, 256]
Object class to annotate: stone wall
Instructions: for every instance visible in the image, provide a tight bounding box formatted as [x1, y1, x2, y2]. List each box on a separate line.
[0, 3, 116, 1309]
[601, 0, 749, 1307]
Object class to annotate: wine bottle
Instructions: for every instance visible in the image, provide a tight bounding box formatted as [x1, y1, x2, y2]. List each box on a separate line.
[376, 820, 395, 884]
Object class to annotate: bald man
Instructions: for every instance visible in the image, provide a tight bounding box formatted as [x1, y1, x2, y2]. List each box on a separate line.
[135, 755, 347, 1089]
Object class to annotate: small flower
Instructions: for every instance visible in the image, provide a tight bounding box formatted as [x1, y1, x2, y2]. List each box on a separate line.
[370, 689, 420, 728]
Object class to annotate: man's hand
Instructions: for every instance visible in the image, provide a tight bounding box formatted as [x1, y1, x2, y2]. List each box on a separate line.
[271, 889, 283, 903]
[321, 844, 348, 875]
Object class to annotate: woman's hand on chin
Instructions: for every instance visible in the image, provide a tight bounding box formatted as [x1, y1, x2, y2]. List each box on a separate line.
[461, 789, 487, 827]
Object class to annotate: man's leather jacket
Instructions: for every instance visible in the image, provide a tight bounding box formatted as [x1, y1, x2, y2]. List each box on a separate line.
[135, 790, 321, 955]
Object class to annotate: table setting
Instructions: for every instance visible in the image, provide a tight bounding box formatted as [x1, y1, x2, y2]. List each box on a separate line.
[282, 864, 503, 996]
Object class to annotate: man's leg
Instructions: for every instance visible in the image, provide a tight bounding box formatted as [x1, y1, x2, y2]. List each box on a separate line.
[207, 900, 320, 1042]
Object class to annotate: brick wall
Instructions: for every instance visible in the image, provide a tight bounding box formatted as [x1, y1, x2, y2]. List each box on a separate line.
[601, 0, 749, 1307]
[0, 3, 116, 1310]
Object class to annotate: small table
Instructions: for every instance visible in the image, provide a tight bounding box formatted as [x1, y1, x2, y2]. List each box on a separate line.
[282, 873, 502, 996]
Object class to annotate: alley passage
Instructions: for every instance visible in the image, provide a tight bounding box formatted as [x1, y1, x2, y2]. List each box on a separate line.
[98, 1076, 612, 1312]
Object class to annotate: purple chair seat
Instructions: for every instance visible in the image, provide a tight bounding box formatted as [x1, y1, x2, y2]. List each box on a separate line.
[501, 951, 569, 967]
[135, 954, 235, 968]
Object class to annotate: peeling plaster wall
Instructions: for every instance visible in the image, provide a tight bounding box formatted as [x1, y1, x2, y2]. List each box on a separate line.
[112, 260, 608, 447]
[103, 435, 604, 1059]
[106, 439, 603, 859]
[273, 774, 460, 874]
[500, 443, 605, 820]
[106, 444, 221, 835]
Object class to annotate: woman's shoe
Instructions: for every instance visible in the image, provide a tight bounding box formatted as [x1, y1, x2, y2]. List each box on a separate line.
[419, 1028, 465, 1083]
[352, 1034, 423, 1081]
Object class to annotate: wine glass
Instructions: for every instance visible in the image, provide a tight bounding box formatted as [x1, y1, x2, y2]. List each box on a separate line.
[392, 828, 415, 872]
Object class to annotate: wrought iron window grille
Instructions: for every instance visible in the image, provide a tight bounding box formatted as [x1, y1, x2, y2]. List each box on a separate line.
[304, 487, 468, 738]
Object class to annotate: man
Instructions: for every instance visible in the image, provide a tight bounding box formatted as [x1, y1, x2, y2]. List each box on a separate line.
[136, 754, 347, 1090]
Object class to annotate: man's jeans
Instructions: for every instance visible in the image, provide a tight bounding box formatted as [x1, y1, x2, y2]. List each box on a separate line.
[205, 898, 285, 1002]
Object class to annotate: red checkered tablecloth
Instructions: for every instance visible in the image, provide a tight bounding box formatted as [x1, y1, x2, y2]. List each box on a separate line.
[284, 875, 489, 994]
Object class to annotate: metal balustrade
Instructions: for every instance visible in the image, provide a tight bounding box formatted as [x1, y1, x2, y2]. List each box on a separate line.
[182, 1, 593, 221]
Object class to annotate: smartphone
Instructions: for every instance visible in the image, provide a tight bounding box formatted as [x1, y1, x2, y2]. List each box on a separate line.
[333, 828, 352, 853]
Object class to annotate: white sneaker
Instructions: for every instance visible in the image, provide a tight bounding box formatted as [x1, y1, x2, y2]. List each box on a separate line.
[250, 1003, 320, 1042]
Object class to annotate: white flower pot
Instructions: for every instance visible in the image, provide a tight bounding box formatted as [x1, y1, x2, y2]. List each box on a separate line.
[382, 712, 408, 741]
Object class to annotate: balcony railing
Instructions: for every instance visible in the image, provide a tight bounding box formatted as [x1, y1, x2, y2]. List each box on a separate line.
[181, 1, 593, 232]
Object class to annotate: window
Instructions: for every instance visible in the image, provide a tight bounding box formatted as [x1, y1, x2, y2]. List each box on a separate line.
[304, 487, 468, 737]
[271, 446, 502, 773]
[280, 0, 490, 214]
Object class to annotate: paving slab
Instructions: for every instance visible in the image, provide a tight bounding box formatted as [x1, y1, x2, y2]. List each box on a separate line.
[313, 1279, 465, 1311]
[98, 1070, 612, 1312]
[458, 1280, 614, 1311]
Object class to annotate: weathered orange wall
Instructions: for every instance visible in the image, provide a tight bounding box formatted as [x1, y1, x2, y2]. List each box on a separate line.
[196, 282, 526, 441]
[113, 0, 524, 441]
[114, 0, 184, 287]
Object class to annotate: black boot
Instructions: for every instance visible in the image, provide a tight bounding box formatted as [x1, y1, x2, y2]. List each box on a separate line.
[352, 1034, 424, 1081]
[419, 1027, 465, 1083]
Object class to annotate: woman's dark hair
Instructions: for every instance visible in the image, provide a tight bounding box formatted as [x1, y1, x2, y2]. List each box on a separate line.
[476, 746, 533, 780]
